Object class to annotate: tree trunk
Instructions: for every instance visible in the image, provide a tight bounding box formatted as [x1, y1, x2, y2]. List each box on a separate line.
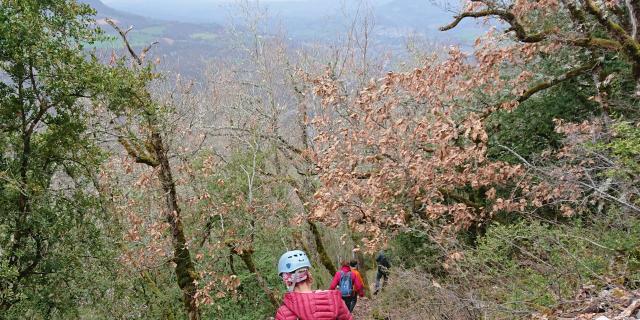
[292, 231, 312, 256]
[151, 131, 200, 320]
[308, 221, 337, 275]
[10, 131, 31, 267]
[10, 95, 32, 268]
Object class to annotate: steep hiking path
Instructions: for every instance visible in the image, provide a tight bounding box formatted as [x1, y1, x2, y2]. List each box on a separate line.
[352, 296, 374, 319]
[350, 271, 376, 319]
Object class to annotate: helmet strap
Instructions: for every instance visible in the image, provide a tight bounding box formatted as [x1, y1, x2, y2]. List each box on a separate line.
[282, 268, 309, 292]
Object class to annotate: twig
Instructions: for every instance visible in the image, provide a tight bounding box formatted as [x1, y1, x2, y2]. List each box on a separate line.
[105, 18, 158, 66]
[498, 144, 640, 213]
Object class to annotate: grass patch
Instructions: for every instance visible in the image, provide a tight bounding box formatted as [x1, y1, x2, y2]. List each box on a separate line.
[190, 32, 218, 42]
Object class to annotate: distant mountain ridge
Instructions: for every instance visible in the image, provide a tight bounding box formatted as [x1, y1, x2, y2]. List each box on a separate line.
[99, 0, 482, 45]
[80, 0, 482, 76]
[373, 0, 482, 42]
[79, 0, 225, 76]
[80, 0, 116, 13]
[79, 0, 221, 44]
[79, 0, 150, 24]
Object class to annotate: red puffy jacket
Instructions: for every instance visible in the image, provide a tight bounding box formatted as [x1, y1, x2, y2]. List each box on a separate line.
[275, 290, 352, 320]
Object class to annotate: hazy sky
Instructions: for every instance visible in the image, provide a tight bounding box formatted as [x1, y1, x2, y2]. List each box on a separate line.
[99, 0, 386, 24]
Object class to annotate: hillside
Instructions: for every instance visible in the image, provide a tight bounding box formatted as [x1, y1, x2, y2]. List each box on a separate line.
[374, 0, 482, 42]
[81, 0, 134, 19]
[6, 1, 640, 320]
[99, 0, 483, 45]
[81, 0, 225, 75]
[83, 0, 481, 77]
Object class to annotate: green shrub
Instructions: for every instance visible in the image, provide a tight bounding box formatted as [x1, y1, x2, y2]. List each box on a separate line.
[452, 210, 640, 318]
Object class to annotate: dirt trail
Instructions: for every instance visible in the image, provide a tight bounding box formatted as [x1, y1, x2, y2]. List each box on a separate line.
[351, 296, 374, 319]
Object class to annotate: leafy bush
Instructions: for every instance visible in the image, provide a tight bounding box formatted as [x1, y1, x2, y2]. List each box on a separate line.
[370, 269, 478, 320]
[486, 81, 598, 163]
[391, 230, 445, 276]
[450, 210, 640, 318]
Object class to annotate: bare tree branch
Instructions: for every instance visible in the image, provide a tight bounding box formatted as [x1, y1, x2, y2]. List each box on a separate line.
[498, 144, 640, 213]
[440, 8, 550, 43]
[207, 126, 304, 155]
[625, 0, 638, 40]
[106, 18, 158, 66]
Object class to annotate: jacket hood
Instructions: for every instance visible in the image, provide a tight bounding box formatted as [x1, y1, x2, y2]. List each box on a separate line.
[340, 265, 351, 272]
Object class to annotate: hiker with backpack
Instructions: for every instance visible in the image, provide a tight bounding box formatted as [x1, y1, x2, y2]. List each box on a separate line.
[329, 261, 365, 313]
[275, 250, 352, 320]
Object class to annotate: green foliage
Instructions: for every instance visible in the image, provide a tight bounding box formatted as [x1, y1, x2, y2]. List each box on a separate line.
[190, 149, 296, 318]
[201, 241, 285, 320]
[455, 211, 640, 317]
[601, 121, 640, 181]
[390, 230, 444, 276]
[0, 0, 122, 317]
[378, 210, 640, 319]
[486, 80, 598, 162]
[190, 32, 219, 42]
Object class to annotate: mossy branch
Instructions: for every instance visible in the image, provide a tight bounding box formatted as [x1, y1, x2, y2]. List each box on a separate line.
[517, 59, 599, 103]
[562, 0, 588, 27]
[568, 37, 622, 50]
[118, 136, 159, 167]
[583, 0, 640, 63]
[441, 1, 627, 53]
[308, 221, 337, 275]
[106, 18, 158, 66]
[230, 245, 280, 307]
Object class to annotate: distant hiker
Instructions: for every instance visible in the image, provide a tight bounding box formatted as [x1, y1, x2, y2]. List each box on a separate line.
[329, 260, 365, 312]
[374, 250, 391, 295]
[349, 260, 365, 294]
[275, 250, 352, 320]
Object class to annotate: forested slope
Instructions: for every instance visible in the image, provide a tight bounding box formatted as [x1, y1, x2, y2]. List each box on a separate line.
[1, 0, 639, 319]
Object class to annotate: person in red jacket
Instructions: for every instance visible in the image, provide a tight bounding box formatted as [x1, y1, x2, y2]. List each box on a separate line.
[275, 250, 352, 320]
[329, 261, 365, 312]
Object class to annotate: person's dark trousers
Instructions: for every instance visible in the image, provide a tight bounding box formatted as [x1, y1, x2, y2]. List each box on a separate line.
[374, 269, 389, 294]
[342, 295, 357, 312]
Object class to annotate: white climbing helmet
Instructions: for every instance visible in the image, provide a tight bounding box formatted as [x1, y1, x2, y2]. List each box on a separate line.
[277, 250, 311, 275]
